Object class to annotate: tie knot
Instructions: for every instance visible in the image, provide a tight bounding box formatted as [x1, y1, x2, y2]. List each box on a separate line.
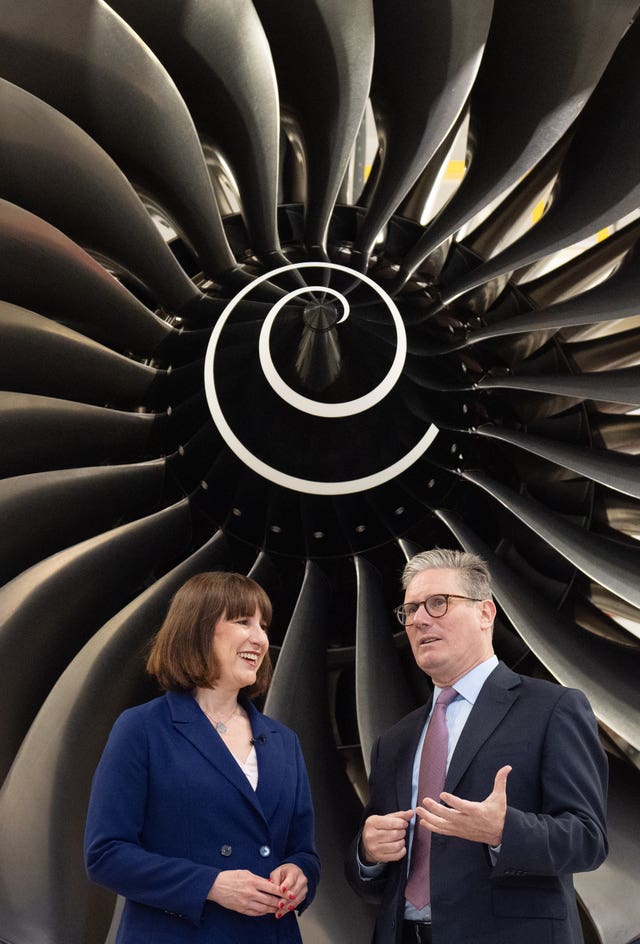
[436, 686, 458, 708]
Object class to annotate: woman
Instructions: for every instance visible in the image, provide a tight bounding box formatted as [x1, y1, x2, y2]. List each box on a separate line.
[85, 571, 319, 943]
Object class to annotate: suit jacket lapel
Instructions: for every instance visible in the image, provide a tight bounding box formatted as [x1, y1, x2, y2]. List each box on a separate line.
[445, 662, 521, 794]
[167, 691, 266, 819]
[394, 704, 431, 810]
[249, 703, 287, 822]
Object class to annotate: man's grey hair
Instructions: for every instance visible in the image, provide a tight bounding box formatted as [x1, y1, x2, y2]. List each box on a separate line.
[401, 548, 493, 600]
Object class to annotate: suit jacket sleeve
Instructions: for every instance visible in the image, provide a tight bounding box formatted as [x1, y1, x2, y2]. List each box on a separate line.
[84, 709, 218, 927]
[344, 735, 394, 904]
[492, 687, 608, 878]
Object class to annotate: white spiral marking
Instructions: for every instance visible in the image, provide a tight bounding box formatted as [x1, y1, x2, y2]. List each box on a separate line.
[259, 281, 404, 417]
[204, 262, 439, 495]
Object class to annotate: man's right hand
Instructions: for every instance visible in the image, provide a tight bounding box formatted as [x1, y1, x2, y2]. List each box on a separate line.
[360, 809, 414, 864]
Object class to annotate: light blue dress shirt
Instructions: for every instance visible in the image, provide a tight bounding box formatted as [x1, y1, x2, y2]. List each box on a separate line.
[359, 654, 499, 923]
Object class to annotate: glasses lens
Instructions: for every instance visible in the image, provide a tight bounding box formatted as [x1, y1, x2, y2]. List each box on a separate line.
[395, 603, 414, 624]
[426, 595, 448, 617]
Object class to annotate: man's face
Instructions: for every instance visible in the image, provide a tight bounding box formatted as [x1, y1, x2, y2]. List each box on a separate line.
[403, 567, 495, 687]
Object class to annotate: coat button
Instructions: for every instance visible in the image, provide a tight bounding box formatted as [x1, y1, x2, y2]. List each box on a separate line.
[220, 845, 233, 857]
[259, 845, 271, 857]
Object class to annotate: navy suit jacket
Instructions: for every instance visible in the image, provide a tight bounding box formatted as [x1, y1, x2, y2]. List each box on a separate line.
[85, 691, 319, 944]
[346, 662, 608, 944]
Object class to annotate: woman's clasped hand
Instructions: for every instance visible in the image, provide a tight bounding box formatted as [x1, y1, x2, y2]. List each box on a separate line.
[208, 862, 309, 919]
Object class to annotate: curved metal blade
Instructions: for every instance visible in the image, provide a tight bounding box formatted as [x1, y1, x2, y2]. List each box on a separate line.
[265, 560, 377, 943]
[475, 425, 640, 500]
[435, 509, 640, 751]
[477, 366, 640, 407]
[108, 0, 282, 262]
[0, 500, 192, 781]
[0, 460, 166, 585]
[397, 0, 640, 285]
[574, 597, 640, 650]
[593, 491, 640, 540]
[0, 200, 175, 353]
[465, 266, 640, 345]
[522, 215, 640, 308]
[354, 556, 415, 773]
[462, 470, 640, 611]
[0, 304, 161, 406]
[0, 0, 237, 277]
[0, 393, 156, 477]
[354, 0, 492, 263]
[568, 327, 640, 372]
[0, 78, 203, 312]
[440, 14, 640, 304]
[574, 756, 640, 944]
[0, 530, 229, 943]
[593, 413, 640, 453]
[253, 0, 374, 254]
[588, 584, 640, 639]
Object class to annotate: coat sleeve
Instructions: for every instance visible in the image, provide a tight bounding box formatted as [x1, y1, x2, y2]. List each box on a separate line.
[84, 709, 218, 927]
[280, 733, 321, 913]
[493, 687, 608, 878]
[344, 736, 392, 904]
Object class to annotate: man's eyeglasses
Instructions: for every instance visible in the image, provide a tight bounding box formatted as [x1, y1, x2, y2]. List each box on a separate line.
[394, 594, 482, 626]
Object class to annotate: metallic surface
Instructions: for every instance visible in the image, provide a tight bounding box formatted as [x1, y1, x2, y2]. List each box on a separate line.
[0, 2, 639, 943]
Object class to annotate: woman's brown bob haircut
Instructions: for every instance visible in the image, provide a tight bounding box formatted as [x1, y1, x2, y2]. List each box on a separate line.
[146, 572, 273, 696]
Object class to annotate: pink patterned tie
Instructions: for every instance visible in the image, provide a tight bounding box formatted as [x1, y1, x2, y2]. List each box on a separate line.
[405, 686, 458, 909]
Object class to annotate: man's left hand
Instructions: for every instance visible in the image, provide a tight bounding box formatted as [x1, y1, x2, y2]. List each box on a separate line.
[415, 765, 512, 846]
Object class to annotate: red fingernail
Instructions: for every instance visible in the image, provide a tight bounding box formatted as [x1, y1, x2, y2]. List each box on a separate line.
[275, 913, 282, 920]
[281, 886, 287, 892]
[288, 904, 294, 911]
[279, 900, 285, 908]
[288, 893, 295, 900]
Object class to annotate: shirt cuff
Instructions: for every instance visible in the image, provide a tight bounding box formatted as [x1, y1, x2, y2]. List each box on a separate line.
[488, 843, 502, 865]
[357, 848, 386, 880]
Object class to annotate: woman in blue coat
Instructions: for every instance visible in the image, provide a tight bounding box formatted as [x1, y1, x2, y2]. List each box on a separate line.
[85, 572, 320, 943]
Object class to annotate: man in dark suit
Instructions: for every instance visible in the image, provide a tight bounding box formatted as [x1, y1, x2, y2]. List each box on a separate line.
[345, 549, 608, 944]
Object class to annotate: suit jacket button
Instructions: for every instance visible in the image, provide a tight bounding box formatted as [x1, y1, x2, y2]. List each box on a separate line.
[259, 845, 271, 857]
[220, 845, 233, 857]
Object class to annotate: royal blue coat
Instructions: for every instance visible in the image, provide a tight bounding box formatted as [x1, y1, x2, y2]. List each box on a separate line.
[85, 691, 320, 943]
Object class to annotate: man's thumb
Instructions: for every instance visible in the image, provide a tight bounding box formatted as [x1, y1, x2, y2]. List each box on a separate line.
[494, 765, 512, 794]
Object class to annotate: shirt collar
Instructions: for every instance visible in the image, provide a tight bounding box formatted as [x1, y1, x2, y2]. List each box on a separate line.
[434, 654, 498, 706]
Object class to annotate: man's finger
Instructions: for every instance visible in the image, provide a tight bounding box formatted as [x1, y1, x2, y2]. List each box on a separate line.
[435, 792, 473, 811]
[416, 807, 453, 834]
[376, 811, 414, 829]
[492, 765, 512, 795]
[419, 800, 459, 823]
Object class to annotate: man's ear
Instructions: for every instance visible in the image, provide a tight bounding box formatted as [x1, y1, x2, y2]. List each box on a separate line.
[480, 598, 496, 629]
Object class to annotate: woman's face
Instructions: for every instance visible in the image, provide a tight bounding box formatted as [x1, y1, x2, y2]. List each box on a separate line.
[211, 606, 269, 692]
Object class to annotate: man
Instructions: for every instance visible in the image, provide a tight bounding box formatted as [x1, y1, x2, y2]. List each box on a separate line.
[345, 549, 608, 944]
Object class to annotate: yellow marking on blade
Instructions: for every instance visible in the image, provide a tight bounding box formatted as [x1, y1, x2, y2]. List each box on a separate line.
[532, 200, 546, 224]
[444, 160, 465, 180]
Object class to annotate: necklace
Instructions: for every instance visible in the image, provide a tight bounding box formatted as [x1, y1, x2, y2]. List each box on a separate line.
[202, 703, 238, 735]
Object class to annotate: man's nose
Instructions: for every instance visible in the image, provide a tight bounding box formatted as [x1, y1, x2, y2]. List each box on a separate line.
[413, 601, 430, 623]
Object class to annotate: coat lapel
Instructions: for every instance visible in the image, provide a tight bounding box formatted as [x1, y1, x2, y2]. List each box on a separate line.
[249, 703, 287, 822]
[445, 662, 521, 794]
[167, 691, 266, 819]
[394, 704, 432, 810]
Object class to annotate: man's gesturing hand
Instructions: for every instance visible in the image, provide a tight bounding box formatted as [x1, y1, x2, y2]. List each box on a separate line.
[360, 809, 414, 864]
[416, 765, 512, 846]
